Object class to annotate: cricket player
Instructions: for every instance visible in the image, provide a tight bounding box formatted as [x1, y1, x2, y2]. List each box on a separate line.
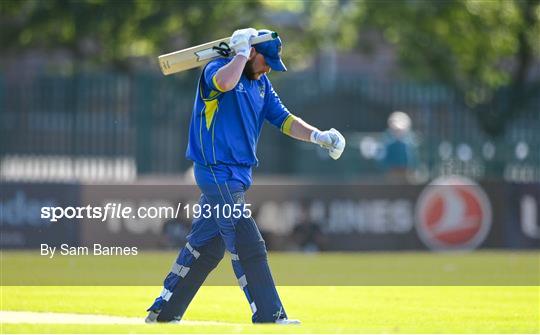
[146, 28, 345, 324]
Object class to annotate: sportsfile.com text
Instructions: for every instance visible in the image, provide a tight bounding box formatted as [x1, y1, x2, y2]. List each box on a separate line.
[40, 203, 253, 222]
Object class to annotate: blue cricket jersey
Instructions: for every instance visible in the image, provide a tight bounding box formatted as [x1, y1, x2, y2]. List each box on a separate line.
[186, 57, 293, 188]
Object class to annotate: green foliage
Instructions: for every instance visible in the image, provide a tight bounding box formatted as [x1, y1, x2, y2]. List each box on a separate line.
[362, 0, 540, 135]
[0, 0, 263, 70]
[1, 0, 538, 135]
[364, 0, 538, 100]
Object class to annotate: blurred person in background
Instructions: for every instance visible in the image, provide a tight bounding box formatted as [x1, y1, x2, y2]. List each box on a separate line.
[291, 202, 326, 252]
[378, 111, 418, 182]
[160, 215, 190, 250]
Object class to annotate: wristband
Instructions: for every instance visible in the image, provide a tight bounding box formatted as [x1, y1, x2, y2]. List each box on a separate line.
[236, 50, 250, 59]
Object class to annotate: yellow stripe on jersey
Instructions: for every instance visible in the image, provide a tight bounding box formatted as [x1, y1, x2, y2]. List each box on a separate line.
[280, 114, 295, 135]
[199, 81, 222, 101]
[212, 75, 226, 92]
[204, 99, 218, 130]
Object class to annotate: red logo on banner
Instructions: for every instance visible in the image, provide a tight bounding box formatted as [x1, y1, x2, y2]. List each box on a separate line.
[415, 176, 492, 250]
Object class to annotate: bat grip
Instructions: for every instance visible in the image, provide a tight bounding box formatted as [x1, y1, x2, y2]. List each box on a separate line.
[250, 32, 278, 46]
[220, 30, 278, 56]
[201, 32, 279, 62]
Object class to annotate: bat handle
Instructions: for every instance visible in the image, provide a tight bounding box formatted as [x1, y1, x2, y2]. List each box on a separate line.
[250, 32, 279, 46]
[200, 32, 279, 62]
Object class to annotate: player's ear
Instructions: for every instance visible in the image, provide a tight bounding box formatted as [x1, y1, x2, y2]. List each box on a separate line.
[248, 48, 256, 60]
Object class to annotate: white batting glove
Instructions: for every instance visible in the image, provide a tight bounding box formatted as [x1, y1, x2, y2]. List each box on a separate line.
[311, 128, 346, 160]
[230, 28, 258, 59]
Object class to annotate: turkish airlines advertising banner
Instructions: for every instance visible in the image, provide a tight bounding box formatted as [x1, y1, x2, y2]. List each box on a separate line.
[1, 177, 538, 251]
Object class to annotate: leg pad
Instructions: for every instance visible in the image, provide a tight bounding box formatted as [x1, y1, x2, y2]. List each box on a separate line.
[235, 218, 288, 323]
[156, 237, 225, 322]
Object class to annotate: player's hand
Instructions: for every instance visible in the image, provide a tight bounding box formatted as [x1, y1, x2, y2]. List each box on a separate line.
[311, 128, 346, 160]
[230, 28, 258, 59]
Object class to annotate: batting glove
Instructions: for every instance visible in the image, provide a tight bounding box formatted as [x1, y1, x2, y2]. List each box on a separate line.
[230, 28, 258, 59]
[311, 128, 346, 160]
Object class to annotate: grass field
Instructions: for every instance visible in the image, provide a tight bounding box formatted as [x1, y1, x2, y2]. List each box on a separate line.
[1, 251, 539, 334]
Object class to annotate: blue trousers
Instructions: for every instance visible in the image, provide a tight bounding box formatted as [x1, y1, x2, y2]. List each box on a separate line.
[148, 164, 287, 323]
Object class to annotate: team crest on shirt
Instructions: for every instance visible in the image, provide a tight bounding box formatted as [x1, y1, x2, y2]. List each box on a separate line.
[236, 83, 246, 93]
[258, 81, 265, 98]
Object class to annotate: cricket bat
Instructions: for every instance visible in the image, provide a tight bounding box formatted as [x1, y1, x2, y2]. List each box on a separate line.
[158, 32, 278, 75]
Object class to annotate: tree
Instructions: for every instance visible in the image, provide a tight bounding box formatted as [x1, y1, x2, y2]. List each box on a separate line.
[2, 0, 538, 136]
[0, 0, 264, 71]
[362, 0, 540, 136]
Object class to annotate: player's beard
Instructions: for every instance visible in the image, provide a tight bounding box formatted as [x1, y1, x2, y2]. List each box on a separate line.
[243, 59, 265, 80]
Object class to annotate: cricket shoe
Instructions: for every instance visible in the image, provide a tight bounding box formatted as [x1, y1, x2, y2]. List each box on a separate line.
[275, 318, 301, 325]
[145, 310, 180, 324]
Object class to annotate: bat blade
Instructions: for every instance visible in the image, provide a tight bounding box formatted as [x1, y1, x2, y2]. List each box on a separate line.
[158, 37, 231, 75]
[158, 32, 278, 75]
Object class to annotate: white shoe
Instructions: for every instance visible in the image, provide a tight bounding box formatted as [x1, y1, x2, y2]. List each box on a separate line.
[275, 318, 301, 325]
[145, 311, 159, 323]
[145, 311, 180, 324]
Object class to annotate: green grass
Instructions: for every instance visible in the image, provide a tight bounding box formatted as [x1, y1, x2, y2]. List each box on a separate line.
[1, 251, 539, 333]
[1, 286, 538, 333]
[1, 251, 538, 285]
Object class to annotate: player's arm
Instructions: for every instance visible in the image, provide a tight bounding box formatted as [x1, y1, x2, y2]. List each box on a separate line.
[285, 117, 318, 142]
[282, 116, 346, 160]
[213, 28, 257, 92]
[213, 54, 248, 92]
[264, 78, 346, 160]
